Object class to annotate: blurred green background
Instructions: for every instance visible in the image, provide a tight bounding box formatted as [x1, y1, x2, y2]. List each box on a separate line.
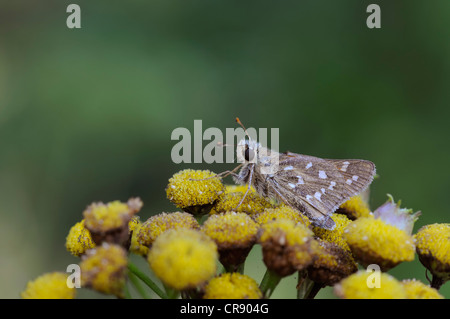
[0, 1, 449, 298]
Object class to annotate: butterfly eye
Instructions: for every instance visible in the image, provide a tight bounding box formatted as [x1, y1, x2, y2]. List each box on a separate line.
[245, 147, 255, 162]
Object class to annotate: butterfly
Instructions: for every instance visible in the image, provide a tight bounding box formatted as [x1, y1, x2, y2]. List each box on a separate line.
[227, 118, 376, 230]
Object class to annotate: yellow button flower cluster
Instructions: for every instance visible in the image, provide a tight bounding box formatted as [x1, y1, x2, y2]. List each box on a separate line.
[253, 205, 311, 227]
[203, 272, 262, 299]
[166, 169, 225, 216]
[137, 211, 199, 248]
[202, 212, 258, 272]
[80, 243, 128, 298]
[148, 228, 218, 291]
[22, 169, 448, 299]
[65, 219, 96, 257]
[21, 272, 76, 299]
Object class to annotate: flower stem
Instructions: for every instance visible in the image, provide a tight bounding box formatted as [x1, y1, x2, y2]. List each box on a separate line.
[127, 262, 168, 299]
[224, 262, 245, 274]
[297, 271, 323, 299]
[163, 283, 180, 299]
[296, 272, 322, 299]
[259, 268, 282, 298]
[128, 271, 151, 299]
[430, 274, 445, 290]
[123, 282, 132, 299]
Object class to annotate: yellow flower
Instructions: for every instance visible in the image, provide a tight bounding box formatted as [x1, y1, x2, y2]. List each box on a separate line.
[253, 205, 311, 227]
[225, 184, 280, 207]
[147, 228, 218, 291]
[342, 196, 418, 271]
[224, 184, 257, 194]
[313, 213, 352, 252]
[65, 219, 96, 257]
[166, 169, 225, 216]
[128, 216, 149, 256]
[210, 191, 274, 216]
[80, 243, 128, 297]
[401, 279, 444, 299]
[202, 212, 258, 248]
[203, 273, 262, 299]
[137, 212, 200, 248]
[258, 219, 315, 276]
[21, 272, 76, 299]
[343, 217, 415, 271]
[83, 198, 143, 246]
[307, 240, 357, 287]
[414, 223, 450, 288]
[334, 271, 407, 299]
[202, 212, 258, 271]
[338, 195, 371, 219]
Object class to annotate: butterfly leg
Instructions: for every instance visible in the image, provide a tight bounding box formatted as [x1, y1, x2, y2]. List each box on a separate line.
[189, 164, 243, 181]
[267, 178, 313, 228]
[234, 166, 254, 211]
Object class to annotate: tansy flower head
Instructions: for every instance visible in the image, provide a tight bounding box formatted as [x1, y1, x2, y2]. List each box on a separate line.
[253, 205, 311, 227]
[414, 223, 450, 289]
[225, 184, 257, 194]
[210, 191, 274, 216]
[202, 212, 258, 272]
[258, 219, 315, 277]
[128, 216, 149, 257]
[80, 243, 128, 298]
[137, 212, 200, 248]
[83, 197, 143, 246]
[65, 219, 96, 257]
[343, 196, 417, 272]
[166, 169, 225, 216]
[334, 270, 407, 299]
[313, 213, 352, 252]
[372, 194, 420, 235]
[337, 194, 371, 220]
[307, 240, 357, 287]
[147, 228, 218, 291]
[401, 279, 444, 299]
[203, 273, 262, 299]
[21, 272, 76, 299]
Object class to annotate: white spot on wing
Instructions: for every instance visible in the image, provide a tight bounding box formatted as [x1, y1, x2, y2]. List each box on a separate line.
[318, 170, 327, 179]
[321, 188, 326, 194]
[306, 195, 313, 203]
[306, 162, 312, 169]
[296, 175, 304, 185]
[288, 183, 296, 189]
[284, 166, 294, 171]
[341, 161, 350, 172]
[346, 179, 352, 185]
[352, 175, 359, 181]
[314, 191, 322, 202]
[328, 181, 336, 190]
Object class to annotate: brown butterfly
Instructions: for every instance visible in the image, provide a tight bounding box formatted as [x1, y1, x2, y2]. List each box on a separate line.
[225, 118, 376, 230]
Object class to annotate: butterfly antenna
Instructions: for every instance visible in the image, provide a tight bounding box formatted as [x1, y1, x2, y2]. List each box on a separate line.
[236, 117, 252, 141]
[217, 141, 234, 147]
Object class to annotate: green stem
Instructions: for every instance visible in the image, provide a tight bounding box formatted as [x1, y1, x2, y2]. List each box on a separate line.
[163, 283, 180, 299]
[430, 274, 445, 290]
[259, 268, 282, 298]
[128, 271, 151, 299]
[224, 262, 245, 274]
[297, 271, 312, 299]
[127, 262, 168, 299]
[296, 272, 322, 299]
[305, 282, 323, 299]
[123, 282, 132, 299]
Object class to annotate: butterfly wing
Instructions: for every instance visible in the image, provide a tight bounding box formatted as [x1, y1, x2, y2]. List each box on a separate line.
[267, 152, 375, 229]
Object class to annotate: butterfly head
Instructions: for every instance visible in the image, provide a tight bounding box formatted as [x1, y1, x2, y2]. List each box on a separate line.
[237, 138, 260, 163]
